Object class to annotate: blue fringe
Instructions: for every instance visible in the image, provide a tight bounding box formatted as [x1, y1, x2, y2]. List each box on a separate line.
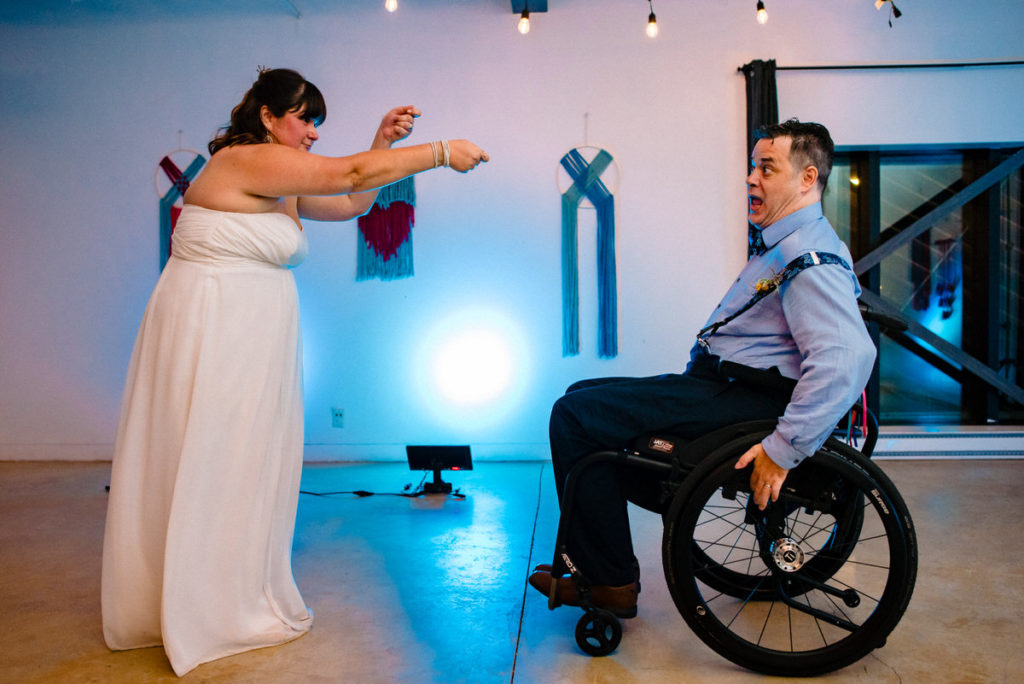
[357, 229, 414, 281]
[560, 148, 618, 358]
[375, 176, 416, 210]
[561, 193, 580, 356]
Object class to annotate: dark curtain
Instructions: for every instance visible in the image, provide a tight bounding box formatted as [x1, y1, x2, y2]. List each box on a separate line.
[741, 59, 779, 258]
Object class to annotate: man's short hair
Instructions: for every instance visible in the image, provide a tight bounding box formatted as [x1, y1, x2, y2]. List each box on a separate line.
[754, 119, 834, 193]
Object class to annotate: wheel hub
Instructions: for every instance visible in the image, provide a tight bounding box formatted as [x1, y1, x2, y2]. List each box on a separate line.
[770, 538, 805, 572]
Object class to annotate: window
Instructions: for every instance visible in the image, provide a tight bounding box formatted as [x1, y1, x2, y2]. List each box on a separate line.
[824, 145, 1024, 425]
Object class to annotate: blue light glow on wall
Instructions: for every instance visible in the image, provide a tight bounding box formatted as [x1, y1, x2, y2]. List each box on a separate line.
[433, 328, 513, 405]
[410, 307, 531, 432]
[881, 280, 964, 421]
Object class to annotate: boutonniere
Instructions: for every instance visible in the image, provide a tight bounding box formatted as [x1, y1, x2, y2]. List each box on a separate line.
[755, 273, 783, 295]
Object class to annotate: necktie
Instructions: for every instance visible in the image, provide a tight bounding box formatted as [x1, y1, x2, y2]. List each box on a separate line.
[749, 227, 767, 256]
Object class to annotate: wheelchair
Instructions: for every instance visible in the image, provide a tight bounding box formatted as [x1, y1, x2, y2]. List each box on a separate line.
[544, 391, 916, 677]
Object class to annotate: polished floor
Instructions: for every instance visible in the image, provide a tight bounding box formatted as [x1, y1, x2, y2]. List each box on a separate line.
[1, 457, 1022, 683]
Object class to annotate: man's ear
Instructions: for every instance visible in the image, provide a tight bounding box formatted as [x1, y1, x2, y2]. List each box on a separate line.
[801, 165, 819, 193]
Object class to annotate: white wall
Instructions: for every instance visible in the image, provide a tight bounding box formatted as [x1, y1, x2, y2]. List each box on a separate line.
[1, 0, 1022, 461]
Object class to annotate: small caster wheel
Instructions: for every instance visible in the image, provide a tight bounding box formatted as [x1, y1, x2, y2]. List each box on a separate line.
[574, 609, 622, 656]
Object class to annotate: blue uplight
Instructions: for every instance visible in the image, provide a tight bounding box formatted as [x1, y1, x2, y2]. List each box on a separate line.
[411, 307, 530, 431]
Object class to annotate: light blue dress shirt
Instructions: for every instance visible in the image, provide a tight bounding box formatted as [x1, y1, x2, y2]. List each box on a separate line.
[695, 202, 876, 468]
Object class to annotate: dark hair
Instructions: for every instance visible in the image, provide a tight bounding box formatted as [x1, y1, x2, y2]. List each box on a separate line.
[754, 118, 834, 193]
[208, 68, 326, 155]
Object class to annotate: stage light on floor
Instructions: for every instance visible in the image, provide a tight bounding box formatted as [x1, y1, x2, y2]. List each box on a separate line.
[406, 445, 472, 494]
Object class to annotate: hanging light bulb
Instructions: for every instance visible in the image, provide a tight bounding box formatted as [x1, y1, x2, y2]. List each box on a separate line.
[875, 0, 902, 26]
[518, 9, 530, 34]
[646, 0, 658, 38]
[756, 0, 768, 24]
[384, 0, 397, 11]
[646, 12, 658, 37]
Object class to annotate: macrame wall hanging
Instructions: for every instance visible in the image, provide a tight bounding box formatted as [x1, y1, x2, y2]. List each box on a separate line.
[357, 176, 415, 281]
[154, 144, 206, 270]
[557, 121, 620, 358]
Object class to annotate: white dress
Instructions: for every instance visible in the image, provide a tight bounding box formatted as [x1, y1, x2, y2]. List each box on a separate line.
[102, 205, 313, 676]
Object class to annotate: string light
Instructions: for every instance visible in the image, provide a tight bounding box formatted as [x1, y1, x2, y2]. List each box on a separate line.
[746, 1, 899, 28]
[384, 0, 397, 12]
[875, 0, 902, 27]
[646, 0, 658, 38]
[518, 9, 530, 34]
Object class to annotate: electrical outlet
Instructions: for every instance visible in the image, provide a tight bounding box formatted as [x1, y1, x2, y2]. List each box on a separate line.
[330, 407, 344, 428]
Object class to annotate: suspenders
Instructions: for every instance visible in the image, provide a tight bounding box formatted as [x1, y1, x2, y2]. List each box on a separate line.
[697, 250, 852, 350]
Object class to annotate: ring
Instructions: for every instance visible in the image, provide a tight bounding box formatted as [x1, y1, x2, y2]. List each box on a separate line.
[762, 483, 771, 488]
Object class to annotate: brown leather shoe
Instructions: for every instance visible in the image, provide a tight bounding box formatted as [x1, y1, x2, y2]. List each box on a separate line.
[533, 561, 641, 593]
[528, 571, 638, 618]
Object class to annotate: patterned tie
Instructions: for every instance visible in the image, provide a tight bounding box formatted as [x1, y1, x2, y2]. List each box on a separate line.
[748, 226, 768, 256]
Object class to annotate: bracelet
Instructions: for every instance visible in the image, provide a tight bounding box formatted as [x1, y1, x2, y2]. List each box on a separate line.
[441, 139, 451, 167]
[429, 141, 441, 168]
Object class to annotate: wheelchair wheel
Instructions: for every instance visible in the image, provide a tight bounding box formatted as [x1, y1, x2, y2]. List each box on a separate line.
[574, 609, 622, 656]
[663, 435, 917, 677]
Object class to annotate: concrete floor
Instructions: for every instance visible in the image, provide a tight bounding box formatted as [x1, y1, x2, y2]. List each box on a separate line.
[1, 458, 1022, 683]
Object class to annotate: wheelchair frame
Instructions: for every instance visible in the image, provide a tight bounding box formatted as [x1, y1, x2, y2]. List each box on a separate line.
[545, 416, 917, 677]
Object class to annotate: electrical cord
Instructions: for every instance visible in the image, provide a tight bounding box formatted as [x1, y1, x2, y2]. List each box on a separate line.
[300, 472, 466, 499]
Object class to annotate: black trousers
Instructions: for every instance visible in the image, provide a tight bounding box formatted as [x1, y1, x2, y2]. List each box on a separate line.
[548, 357, 790, 586]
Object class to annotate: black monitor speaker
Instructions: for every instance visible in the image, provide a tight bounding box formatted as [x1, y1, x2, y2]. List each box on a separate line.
[405, 445, 472, 494]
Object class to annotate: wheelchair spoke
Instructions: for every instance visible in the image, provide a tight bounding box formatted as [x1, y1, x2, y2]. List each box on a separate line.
[696, 503, 751, 533]
[755, 594, 777, 647]
[803, 593, 828, 648]
[699, 511, 757, 552]
[822, 555, 891, 573]
[853, 532, 891, 544]
[711, 555, 768, 573]
[723, 574, 772, 630]
[694, 497, 766, 577]
[696, 540, 761, 574]
[800, 591, 834, 648]
[787, 510, 837, 545]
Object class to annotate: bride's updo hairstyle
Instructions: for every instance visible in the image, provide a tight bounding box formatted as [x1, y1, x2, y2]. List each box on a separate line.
[209, 68, 327, 155]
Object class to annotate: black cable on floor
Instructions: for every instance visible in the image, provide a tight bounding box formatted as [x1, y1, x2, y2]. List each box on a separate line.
[298, 471, 466, 499]
[510, 462, 547, 683]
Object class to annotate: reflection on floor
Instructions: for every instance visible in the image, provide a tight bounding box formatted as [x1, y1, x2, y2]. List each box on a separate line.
[1, 458, 1022, 683]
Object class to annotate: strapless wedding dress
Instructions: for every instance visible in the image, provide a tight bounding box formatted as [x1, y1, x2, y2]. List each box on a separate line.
[102, 205, 312, 676]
